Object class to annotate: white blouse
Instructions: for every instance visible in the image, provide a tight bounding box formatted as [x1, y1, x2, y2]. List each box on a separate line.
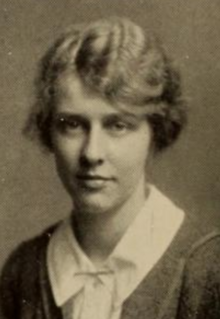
[47, 185, 184, 319]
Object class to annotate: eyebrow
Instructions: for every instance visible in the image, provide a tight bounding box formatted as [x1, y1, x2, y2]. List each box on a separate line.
[53, 112, 86, 121]
[54, 113, 90, 125]
[106, 112, 145, 122]
[53, 111, 144, 122]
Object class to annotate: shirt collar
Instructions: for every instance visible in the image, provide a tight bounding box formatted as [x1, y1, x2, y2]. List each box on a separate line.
[47, 216, 97, 306]
[47, 185, 184, 307]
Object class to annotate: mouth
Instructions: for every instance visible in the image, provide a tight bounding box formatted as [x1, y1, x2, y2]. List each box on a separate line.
[77, 174, 110, 180]
[76, 174, 113, 189]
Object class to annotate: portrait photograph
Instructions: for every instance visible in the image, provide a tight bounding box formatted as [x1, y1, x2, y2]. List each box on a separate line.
[1, 1, 220, 318]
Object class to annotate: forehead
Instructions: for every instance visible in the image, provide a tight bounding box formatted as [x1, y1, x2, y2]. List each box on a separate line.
[56, 73, 103, 107]
[55, 74, 141, 119]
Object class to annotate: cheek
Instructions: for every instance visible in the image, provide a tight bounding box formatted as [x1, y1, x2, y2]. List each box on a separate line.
[113, 138, 151, 170]
[52, 137, 82, 168]
[52, 148, 79, 190]
[53, 148, 79, 195]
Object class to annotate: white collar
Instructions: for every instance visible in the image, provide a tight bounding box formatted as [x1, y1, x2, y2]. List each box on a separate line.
[47, 185, 184, 307]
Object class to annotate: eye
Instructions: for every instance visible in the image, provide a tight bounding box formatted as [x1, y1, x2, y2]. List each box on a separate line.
[53, 115, 85, 134]
[112, 121, 128, 130]
[61, 117, 80, 129]
[105, 118, 132, 135]
[59, 117, 80, 129]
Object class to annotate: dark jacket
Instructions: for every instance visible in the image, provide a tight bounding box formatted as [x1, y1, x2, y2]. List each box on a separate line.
[1, 216, 220, 319]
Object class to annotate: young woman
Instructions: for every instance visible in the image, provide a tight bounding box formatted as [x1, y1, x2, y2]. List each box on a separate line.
[1, 17, 220, 319]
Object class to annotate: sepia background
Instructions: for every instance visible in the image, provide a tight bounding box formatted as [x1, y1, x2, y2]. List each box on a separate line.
[1, 0, 220, 271]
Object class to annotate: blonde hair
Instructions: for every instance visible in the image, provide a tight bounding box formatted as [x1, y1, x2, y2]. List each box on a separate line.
[25, 17, 186, 152]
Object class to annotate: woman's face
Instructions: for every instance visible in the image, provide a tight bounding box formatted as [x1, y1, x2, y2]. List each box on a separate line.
[51, 75, 152, 216]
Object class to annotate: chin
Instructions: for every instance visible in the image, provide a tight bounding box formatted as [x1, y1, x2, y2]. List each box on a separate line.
[72, 196, 111, 216]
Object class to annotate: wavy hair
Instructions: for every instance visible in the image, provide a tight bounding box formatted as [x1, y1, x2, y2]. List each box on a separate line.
[24, 17, 186, 152]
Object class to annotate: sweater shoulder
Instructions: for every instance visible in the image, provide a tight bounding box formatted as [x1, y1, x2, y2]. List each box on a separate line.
[183, 231, 220, 282]
[0, 224, 58, 316]
[1, 224, 57, 277]
[0, 224, 59, 318]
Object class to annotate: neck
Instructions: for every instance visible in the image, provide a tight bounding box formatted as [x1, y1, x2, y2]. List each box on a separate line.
[71, 181, 149, 267]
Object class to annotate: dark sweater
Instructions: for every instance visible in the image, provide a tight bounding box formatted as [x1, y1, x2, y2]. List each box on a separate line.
[1, 216, 220, 319]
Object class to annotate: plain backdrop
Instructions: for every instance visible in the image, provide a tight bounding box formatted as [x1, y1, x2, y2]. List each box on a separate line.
[1, 0, 220, 271]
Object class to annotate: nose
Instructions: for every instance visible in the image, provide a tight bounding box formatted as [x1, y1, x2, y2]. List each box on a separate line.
[80, 127, 105, 167]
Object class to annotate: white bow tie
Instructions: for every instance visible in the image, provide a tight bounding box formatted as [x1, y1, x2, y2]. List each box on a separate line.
[62, 270, 116, 319]
[70, 269, 115, 298]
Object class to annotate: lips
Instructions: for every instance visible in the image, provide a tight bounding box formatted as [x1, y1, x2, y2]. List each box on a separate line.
[77, 174, 110, 180]
[76, 174, 113, 189]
